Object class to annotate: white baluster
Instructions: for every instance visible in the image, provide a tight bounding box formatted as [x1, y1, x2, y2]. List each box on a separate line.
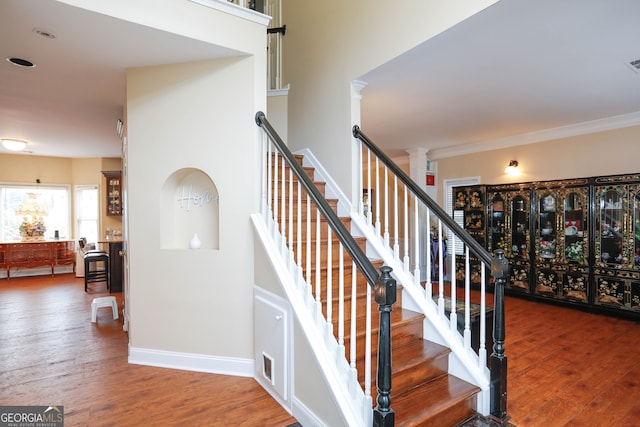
[464, 246, 471, 349]
[450, 243, 459, 333]
[479, 262, 487, 368]
[403, 184, 410, 273]
[296, 179, 302, 265]
[364, 283, 372, 399]
[315, 208, 322, 322]
[375, 157, 381, 235]
[414, 194, 420, 287]
[326, 227, 333, 344]
[273, 152, 279, 238]
[306, 193, 312, 288]
[350, 261, 357, 369]
[438, 220, 445, 316]
[383, 165, 389, 247]
[393, 175, 400, 261]
[425, 208, 432, 299]
[366, 148, 372, 225]
[288, 166, 293, 261]
[280, 158, 286, 254]
[265, 140, 272, 219]
[338, 244, 345, 348]
[359, 142, 364, 217]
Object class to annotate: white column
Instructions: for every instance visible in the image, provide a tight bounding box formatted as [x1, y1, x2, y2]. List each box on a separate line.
[406, 147, 431, 282]
[350, 80, 367, 213]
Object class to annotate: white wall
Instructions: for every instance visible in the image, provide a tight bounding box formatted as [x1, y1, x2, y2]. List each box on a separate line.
[282, 0, 499, 202]
[112, 0, 269, 366]
[437, 125, 640, 204]
[126, 55, 264, 360]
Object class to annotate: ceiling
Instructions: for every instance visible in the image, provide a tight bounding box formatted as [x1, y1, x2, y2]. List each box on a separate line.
[1, 0, 640, 160]
[359, 0, 640, 159]
[0, 0, 239, 158]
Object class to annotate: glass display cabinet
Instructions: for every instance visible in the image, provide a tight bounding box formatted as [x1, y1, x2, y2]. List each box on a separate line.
[593, 174, 640, 313]
[487, 184, 532, 293]
[102, 171, 122, 216]
[448, 174, 640, 319]
[535, 187, 560, 296]
[453, 185, 486, 286]
[533, 180, 590, 303]
[489, 194, 506, 253]
[560, 187, 589, 303]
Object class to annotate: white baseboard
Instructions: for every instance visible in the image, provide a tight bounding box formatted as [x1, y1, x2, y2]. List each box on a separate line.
[291, 395, 326, 427]
[128, 345, 254, 377]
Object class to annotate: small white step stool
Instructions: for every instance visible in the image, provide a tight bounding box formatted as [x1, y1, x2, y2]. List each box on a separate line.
[91, 296, 119, 323]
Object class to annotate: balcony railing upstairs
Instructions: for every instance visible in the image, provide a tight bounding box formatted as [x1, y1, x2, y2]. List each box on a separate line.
[352, 125, 509, 422]
[225, 0, 284, 90]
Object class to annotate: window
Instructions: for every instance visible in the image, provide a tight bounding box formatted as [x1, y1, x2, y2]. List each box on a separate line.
[76, 185, 98, 244]
[0, 184, 71, 242]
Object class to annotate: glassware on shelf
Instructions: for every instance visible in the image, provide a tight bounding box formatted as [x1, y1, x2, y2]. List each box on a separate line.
[490, 195, 505, 251]
[538, 192, 557, 260]
[563, 191, 587, 263]
[598, 188, 623, 265]
[511, 195, 529, 259]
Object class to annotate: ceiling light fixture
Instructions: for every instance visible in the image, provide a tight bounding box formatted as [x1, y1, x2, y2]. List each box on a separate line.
[505, 160, 519, 174]
[2, 139, 28, 152]
[6, 57, 36, 68]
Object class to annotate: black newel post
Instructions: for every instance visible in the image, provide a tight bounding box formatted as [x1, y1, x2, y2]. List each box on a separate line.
[373, 266, 396, 427]
[490, 250, 509, 423]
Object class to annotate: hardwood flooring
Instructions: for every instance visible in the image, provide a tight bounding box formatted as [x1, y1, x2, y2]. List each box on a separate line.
[0, 274, 297, 427]
[1, 274, 638, 426]
[504, 294, 640, 427]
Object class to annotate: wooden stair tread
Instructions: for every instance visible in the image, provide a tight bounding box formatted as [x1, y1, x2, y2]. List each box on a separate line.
[392, 338, 450, 367]
[269, 152, 482, 426]
[391, 375, 480, 427]
[364, 339, 451, 396]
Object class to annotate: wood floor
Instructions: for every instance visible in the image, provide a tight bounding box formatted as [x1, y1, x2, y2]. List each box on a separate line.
[0, 274, 298, 427]
[1, 274, 639, 426]
[505, 293, 640, 426]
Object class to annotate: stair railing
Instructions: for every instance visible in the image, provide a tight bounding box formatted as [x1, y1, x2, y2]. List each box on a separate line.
[256, 112, 396, 426]
[352, 125, 509, 423]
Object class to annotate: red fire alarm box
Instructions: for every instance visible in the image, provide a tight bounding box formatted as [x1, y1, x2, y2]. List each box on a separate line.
[426, 174, 435, 186]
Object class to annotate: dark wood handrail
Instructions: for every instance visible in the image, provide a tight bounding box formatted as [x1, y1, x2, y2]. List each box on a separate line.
[353, 125, 492, 266]
[354, 124, 509, 424]
[256, 112, 397, 425]
[256, 112, 380, 286]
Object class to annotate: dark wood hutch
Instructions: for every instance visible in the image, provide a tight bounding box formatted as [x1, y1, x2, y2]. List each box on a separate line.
[455, 172, 640, 319]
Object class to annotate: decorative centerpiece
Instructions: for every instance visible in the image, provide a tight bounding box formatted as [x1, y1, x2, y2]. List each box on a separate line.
[16, 192, 48, 241]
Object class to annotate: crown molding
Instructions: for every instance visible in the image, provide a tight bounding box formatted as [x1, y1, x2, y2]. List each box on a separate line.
[428, 110, 640, 160]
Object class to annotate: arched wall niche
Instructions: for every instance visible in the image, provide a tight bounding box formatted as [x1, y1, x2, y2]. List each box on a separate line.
[160, 168, 219, 250]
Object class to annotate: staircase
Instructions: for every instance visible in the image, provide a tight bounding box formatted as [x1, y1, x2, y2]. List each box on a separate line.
[272, 152, 481, 426]
[255, 112, 509, 426]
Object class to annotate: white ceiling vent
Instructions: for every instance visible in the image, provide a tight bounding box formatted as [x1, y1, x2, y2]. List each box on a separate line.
[627, 58, 640, 73]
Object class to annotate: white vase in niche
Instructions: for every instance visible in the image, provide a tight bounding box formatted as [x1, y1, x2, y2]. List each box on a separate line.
[189, 233, 201, 249]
